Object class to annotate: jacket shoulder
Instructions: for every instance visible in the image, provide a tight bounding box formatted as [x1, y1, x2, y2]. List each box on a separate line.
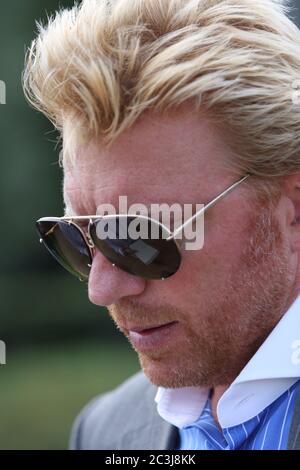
[69, 370, 159, 450]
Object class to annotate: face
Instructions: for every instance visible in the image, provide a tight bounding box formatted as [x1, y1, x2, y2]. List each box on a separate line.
[63, 105, 296, 388]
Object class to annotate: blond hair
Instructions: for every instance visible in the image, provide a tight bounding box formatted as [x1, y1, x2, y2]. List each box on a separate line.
[23, 0, 300, 180]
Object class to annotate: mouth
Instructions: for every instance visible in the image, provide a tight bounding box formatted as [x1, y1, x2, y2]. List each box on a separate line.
[123, 321, 180, 352]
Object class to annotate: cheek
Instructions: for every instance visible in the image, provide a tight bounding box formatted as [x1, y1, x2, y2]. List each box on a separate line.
[162, 221, 248, 304]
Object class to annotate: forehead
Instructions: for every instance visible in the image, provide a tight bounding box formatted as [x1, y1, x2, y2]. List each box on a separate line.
[63, 107, 231, 215]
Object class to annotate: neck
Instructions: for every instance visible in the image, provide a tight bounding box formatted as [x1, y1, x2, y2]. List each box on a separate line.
[210, 385, 229, 429]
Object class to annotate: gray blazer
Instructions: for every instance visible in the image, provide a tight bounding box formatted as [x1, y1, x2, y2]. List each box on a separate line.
[69, 370, 300, 450]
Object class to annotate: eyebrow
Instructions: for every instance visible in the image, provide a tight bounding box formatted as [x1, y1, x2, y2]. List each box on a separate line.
[63, 206, 76, 217]
[63, 201, 201, 218]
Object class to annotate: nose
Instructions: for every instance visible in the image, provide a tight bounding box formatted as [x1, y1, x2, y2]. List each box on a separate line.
[88, 250, 147, 306]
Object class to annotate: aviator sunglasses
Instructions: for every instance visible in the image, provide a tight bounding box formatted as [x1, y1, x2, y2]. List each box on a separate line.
[36, 174, 250, 281]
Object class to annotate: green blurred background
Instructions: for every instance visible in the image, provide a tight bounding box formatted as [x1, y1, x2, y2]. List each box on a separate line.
[0, 0, 299, 450]
[0, 0, 140, 450]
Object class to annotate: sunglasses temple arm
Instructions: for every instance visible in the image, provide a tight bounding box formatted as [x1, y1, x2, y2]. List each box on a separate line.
[167, 174, 250, 241]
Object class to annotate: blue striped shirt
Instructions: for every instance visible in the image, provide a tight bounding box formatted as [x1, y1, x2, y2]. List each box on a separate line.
[178, 379, 300, 450]
[156, 295, 300, 449]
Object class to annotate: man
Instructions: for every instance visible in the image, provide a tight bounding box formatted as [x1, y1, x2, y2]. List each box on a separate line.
[23, 0, 300, 449]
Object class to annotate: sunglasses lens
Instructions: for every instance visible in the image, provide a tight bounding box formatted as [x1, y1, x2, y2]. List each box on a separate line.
[90, 216, 181, 280]
[36, 220, 92, 280]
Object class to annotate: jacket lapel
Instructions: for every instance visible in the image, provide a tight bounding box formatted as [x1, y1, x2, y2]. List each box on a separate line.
[288, 385, 300, 450]
[118, 381, 179, 450]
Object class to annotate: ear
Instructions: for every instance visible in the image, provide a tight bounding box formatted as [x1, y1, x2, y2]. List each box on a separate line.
[282, 172, 300, 252]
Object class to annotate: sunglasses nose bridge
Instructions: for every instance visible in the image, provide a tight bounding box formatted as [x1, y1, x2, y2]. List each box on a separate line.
[85, 234, 95, 270]
[77, 219, 94, 250]
[85, 232, 95, 249]
[69, 220, 95, 269]
[86, 220, 121, 271]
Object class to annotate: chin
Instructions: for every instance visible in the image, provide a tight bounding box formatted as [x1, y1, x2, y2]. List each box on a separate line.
[138, 353, 205, 388]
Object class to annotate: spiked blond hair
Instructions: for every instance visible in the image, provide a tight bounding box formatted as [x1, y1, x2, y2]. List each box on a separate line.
[23, 0, 300, 180]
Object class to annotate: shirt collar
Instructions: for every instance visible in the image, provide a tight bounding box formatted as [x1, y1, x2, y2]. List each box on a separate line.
[155, 294, 300, 429]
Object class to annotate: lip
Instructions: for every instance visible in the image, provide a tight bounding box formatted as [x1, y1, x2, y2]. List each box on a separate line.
[124, 322, 176, 333]
[128, 321, 180, 352]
